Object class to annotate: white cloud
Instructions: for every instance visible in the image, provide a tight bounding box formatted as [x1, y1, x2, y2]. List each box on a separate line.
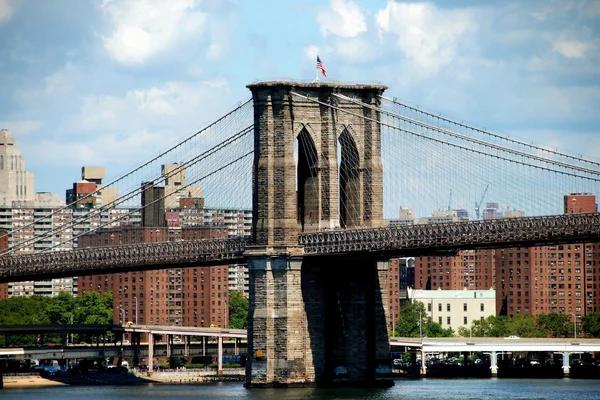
[0, 120, 43, 136]
[334, 37, 377, 63]
[304, 45, 320, 60]
[101, 0, 209, 65]
[17, 63, 76, 100]
[375, 1, 477, 76]
[317, 0, 367, 38]
[0, 0, 16, 25]
[553, 39, 595, 58]
[30, 79, 236, 167]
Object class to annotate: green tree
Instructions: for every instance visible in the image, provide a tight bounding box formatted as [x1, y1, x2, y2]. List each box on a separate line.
[46, 292, 76, 324]
[424, 320, 454, 337]
[506, 314, 543, 338]
[228, 290, 249, 329]
[395, 301, 428, 337]
[582, 313, 600, 338]
[537, 313, 570, 338]
[75, 291, 113, 325]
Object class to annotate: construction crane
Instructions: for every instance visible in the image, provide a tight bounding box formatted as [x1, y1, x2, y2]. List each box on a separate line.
[474, 184, 489, 220]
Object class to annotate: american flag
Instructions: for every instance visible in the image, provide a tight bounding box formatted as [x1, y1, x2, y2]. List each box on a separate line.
[317, 56, 327, 77]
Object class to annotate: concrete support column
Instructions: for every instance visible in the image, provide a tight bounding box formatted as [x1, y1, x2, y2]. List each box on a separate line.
[166, 335, 171, 357]
[490, 351, 498, 376]
[420, 351, 427, 376]
[202, 336, 206, 356]
[133, 332, 140, 368]
[563, 352, 570, 376]
[147, 333, 154, 374]
[373, 260, 391, 378]
[218, 336, 223, 374]
[184, 336, 190, 357]
[245, 254, 309, 387]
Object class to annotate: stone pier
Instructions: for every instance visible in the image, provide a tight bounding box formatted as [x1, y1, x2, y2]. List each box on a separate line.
[244, 81, 390, 387]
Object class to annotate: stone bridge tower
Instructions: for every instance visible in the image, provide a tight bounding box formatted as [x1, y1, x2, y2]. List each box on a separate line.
[245, 81, 390, 387]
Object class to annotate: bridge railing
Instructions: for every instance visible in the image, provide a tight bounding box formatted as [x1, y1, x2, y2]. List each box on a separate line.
[0, 238, 249, 282]
[300, 213, 600, 255]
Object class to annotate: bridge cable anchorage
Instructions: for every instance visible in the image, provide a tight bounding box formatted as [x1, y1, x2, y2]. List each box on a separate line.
[1, 98, 253, 252]
[380, 95, 600, 169]
[5, 124, 254, 255]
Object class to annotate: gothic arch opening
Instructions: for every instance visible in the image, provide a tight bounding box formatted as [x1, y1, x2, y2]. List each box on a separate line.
[339, 129, 361, 228]
[296, 128, 319, 231]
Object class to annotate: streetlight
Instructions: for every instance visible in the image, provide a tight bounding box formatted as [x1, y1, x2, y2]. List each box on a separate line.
[419, 307, 423, 338]
[133, 296, 138, 325]
[119, 307, 125, 324]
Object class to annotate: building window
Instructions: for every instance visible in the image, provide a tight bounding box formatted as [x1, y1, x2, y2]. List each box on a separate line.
[428, 303, 432, 312]
[447, 316, 451, 325]
[464, 316, 468, 325]
[480, 303, 484, 312]
[438, 316, 442, 324]
[438, 303, 442, 312]
[446, 303, 451, 312]
[463, 303, 467, 312]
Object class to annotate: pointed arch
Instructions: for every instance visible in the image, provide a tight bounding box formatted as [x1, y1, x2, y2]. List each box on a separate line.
[338, 128, 361, 228]
[296, 127, 319, 231]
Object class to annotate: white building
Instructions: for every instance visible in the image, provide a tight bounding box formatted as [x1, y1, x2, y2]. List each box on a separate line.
[1, 207, 142, 297]
[408, 287, 496, 334]
[228, 263, 249, 297]
[0, 129, 35, 207]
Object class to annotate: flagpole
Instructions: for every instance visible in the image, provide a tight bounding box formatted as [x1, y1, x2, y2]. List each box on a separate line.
[314, 66, 319, 83]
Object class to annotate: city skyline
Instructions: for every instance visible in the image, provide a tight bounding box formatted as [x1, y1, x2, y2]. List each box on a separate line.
[0, 0, 598, 199]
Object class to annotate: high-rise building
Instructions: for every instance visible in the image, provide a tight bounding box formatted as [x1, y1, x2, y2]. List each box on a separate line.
[496, 194, 599, 333]
[0, 129, 35, 207]
[78, 226, 230, 329]
[387, 257, 415, 334]
[66, 166, 118, 208]
[564, 193, 597, 214]
[0, 230, 9, 299]
[2, 207, 142, 297]
[415, 249, 495, 291]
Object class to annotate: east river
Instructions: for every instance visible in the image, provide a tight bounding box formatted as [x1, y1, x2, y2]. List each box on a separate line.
[4, 379, 600, 400]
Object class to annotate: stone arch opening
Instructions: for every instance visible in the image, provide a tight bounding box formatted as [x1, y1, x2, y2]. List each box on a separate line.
[338, 129, 361, 228]
[296, 128, 319, 232]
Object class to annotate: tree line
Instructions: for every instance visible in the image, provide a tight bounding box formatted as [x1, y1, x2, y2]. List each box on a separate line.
[0, 289, 250, 345]
[395, 301, 600, 338]
[0, 291, 113, 346]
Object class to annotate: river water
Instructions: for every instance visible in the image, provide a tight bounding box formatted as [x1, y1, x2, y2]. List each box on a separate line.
[4, 379, 600, 400]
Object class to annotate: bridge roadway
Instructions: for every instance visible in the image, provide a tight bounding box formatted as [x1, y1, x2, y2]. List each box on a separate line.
[0, 213, 598, 282]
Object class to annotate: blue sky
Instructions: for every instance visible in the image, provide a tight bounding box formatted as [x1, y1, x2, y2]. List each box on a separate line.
[0, 0, 598, 198]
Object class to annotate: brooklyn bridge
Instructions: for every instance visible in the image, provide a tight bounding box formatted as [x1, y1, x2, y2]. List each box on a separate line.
[0, 81, 598, 386]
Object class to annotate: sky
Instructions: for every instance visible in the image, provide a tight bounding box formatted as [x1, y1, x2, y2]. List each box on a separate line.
[0, 0, 599, 198]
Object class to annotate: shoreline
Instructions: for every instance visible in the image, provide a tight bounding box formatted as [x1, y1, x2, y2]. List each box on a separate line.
[1, 371, 245, 390]
[3, 375, 68, 389]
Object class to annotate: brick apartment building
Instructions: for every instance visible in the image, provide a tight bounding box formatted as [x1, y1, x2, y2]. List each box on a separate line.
[414, 249, 495, 291]
[411, 193, 599, 331]
[496, 194, 599, 329]
[77, 226, 230, 331]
